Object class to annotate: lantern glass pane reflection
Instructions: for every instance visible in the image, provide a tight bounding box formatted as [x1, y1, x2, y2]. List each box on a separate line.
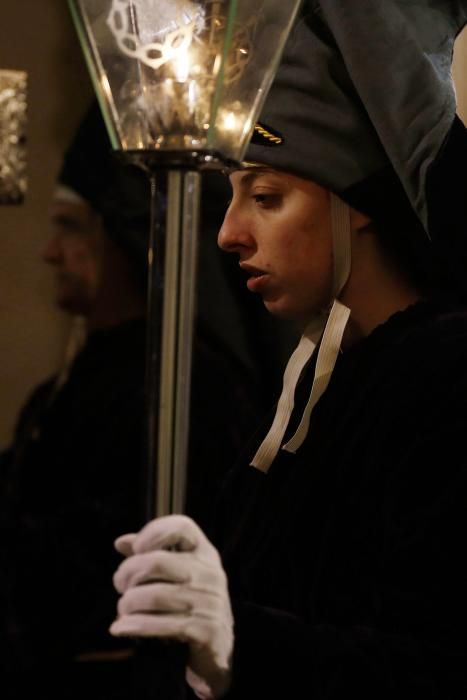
[68, 0, 301, 162]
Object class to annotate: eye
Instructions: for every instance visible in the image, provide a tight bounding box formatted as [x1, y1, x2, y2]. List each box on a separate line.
[52, 214, 87, 234]
[252, 193, 282, 209]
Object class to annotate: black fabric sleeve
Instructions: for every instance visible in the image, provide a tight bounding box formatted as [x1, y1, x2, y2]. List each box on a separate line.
[223, 437, 467, 699]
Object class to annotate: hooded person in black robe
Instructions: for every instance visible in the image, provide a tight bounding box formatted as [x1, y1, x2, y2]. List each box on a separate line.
[63, 2, 467, 698]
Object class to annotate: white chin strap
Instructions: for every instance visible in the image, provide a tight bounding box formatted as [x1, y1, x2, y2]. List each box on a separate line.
[250, 194, 352, 473]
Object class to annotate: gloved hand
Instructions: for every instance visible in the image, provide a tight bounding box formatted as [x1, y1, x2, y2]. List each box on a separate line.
[110, 514, 234, 699]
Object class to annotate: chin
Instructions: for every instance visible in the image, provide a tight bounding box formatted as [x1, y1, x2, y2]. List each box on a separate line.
[264, 300, 296, 321]
[264, 300, 319, 330]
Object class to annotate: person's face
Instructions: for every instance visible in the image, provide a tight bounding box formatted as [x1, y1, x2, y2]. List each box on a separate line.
[218, 167, 334, 325]
[43, 198, 103, 314]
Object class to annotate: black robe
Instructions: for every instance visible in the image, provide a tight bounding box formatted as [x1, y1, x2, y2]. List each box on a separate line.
[0, 316, 264, 699]
[210, 300, 467, 699]
[0, 318, 146, 698]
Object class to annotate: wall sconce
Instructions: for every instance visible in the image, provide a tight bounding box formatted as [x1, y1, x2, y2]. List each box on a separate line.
[0, 70, 27, 205]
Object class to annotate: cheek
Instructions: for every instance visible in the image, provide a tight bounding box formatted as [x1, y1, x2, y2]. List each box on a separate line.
[282, 225, 331, 270]
[265, 225, 301, 264]
[65, 253, 98, 290]
[67, 240, 95, 266]
[286, 231, 334, 298]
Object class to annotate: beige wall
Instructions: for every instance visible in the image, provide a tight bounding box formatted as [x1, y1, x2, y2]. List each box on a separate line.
[0, 1, 93, 446]
[454, 27, 467, 122]
[0, 11, 466, 447]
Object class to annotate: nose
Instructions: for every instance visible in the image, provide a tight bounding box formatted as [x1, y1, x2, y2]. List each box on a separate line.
[217, 200, 254, 254]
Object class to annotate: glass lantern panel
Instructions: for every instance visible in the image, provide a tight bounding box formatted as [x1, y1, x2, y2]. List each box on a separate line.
[68, 0, 301, 162]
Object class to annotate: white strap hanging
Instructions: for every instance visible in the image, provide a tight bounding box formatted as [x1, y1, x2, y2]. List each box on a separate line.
[283, 300, 350, 453]
[250, 319, 324, 473]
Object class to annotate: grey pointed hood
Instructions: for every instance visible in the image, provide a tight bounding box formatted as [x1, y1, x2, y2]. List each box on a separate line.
[247, 0, 467, 294]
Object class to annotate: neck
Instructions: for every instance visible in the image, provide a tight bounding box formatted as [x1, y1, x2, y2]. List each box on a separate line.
[339, 231, 423, 348]
[341, 287, 421, 349]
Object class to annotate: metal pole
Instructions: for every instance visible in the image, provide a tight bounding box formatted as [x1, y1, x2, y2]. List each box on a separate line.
[172, 171, 201, 514]
[143, 169, 165, 522]
[145, 168, 201, 520]
[155, 170, 183, 517]
[140, 168, 201, 700]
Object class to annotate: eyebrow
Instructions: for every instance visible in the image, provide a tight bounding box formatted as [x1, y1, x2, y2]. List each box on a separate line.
[235, 168, 278, 189]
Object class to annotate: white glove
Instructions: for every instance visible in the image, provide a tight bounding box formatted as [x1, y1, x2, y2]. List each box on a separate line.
[109, 515, 234, 699]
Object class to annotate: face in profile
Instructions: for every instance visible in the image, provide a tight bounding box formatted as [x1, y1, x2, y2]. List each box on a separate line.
[44, 198, 103, 315]
[218, 167, 334, 326]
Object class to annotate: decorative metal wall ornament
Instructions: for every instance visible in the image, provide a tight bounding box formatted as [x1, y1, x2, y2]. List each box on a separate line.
[0, 70, 27, 205]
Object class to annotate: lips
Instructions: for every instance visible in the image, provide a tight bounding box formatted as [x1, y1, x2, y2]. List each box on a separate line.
[240, 263, 269, 293]
[240, 263, 266, 277]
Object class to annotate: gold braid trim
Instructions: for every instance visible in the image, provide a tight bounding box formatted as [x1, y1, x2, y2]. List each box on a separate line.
[254, 123, 283, 145]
